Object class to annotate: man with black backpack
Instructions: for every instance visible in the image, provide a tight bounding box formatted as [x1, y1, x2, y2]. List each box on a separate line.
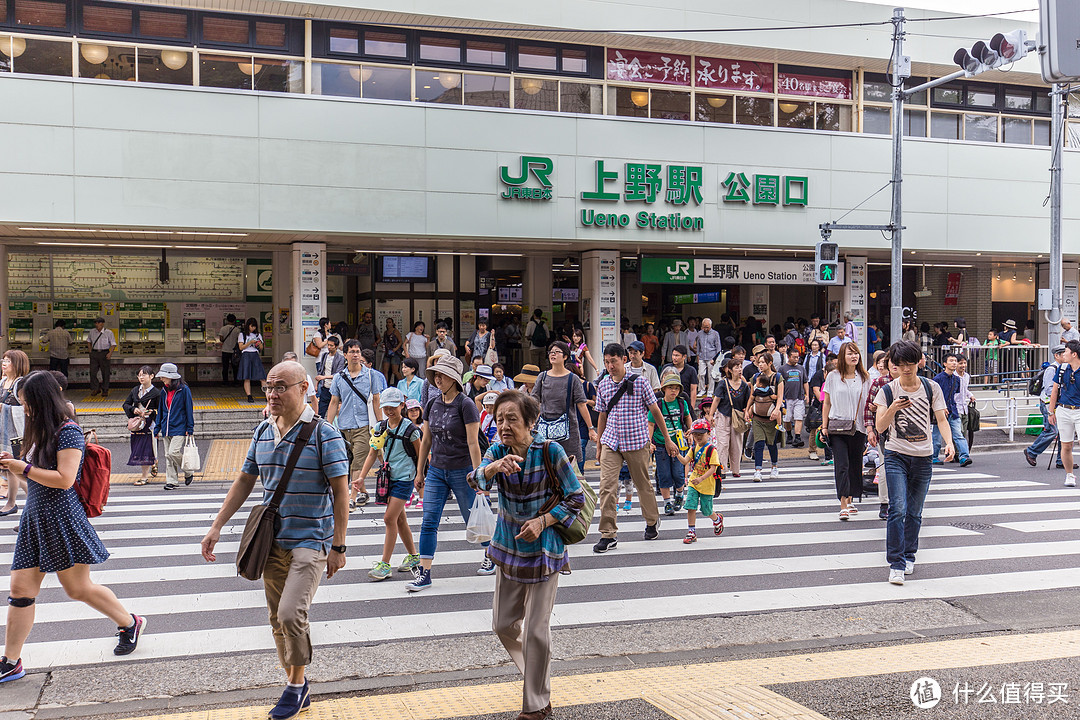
[326, 339, 386, 508]
[1025, 345, 1068, 469]
[525, 309, 549, 370]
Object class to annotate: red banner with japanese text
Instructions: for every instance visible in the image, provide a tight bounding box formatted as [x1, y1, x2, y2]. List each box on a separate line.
[776, 71, 852, 99]
[944, 273, 962, 306]
[693, 57, 773, 93]
[606, 48, 691, 86]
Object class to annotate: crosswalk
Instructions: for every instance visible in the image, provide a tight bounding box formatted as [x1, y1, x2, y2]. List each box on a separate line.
[3, 461, 1080, 670]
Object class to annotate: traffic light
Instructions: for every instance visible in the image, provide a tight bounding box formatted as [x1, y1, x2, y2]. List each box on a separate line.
[1040, 0, 1080, 82]
[815, 240, 840, 285]
[953, 30, 1032, 77]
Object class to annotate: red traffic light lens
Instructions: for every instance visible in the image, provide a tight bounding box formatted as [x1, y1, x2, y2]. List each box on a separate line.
[990, 32, 1016, 61]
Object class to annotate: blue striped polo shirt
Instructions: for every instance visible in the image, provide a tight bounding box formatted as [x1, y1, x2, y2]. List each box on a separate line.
[242, 407, 350, 552]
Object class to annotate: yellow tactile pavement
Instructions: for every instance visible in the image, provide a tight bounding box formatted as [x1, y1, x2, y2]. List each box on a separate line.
[120, 628, 1080, 720]
[73, 390, 263, 413]
[111, 439, 253, 484]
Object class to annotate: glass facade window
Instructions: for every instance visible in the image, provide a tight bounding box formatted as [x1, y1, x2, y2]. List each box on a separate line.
[696, 93, 733, 124]
[463, 73, 508, 107]
[82, 3, 131, 34]
[365, 30, 406, 58]
[415, 70, 461, 103]
[328, 27, 358, 54]
[778, 100, 813, 129]
[964, 113, 997, 142]
[312, 61, 360, 98]
[559, 81, 601, 114]
[650, 89, 689, 121]
[933, 83, 961, 106]
[519, 44, 556, 71]
[137, 47, 191, 85]
[15, 0, 67, 28]
[965, 84, 996, 108]
[466, 39, 505, 66]
[419, 35, 459, 63]
[736, 96, 772, 126]
[2, 35, 70, 75]
[562, 47, 587, 73]
[863, 78, 891, 102]
[514, 76, 556, 111]
[1004, 88, 1032, 112]
[1034, 119, 1051, 146]
[202, 16, 248, 45]
[139, 9, 187, 40]
[78, 42, 132, 81]
[610, 85, 648, 118]
[817, 103, 851, 131]
[1003, 117, 1031, 144]
[931, 112, 961, 140]
[199, 53, 255, 90]
[904, 109, 926, 137]
[863, 106, 889, 134]
[362, 64, 409, 100]
[252, 57, 302, 93]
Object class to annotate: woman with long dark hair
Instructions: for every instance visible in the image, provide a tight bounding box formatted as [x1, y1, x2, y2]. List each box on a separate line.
[0, 350, 30, 516]
[0, 371, 145, 683]
[236, 317, 266, 403]
[821, 342, 872, 520]
[123, 365, 161, 486]
[381, 317, 404, 384]
[153, 364, 195, 491]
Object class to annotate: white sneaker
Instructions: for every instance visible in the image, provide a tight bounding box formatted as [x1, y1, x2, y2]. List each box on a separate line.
[809, 451, 819, 461]
[1066, 474, 1077, 488]
[889, 569, 905, 585]
[905, 560, 914, 575]
[770, 466, 780, 479]
[753, 470, 763, 482]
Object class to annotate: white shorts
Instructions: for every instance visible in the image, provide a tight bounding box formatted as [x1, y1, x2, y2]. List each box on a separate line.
[1057, 406, 1080, 443]
[784, 399, 806, 422]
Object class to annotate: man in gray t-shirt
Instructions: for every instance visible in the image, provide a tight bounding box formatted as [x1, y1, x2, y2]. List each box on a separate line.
[780, 350, 809, 447]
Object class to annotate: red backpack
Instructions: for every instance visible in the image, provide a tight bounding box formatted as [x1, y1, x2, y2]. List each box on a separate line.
[74, 427, 111, 517]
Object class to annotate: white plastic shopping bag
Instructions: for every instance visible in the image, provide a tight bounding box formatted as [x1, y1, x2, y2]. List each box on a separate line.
[465, 493, 496, 544]
[180, 435, 201, 474]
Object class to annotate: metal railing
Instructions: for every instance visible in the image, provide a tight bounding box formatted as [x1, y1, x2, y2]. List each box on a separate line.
[922, 344, 1050, 392]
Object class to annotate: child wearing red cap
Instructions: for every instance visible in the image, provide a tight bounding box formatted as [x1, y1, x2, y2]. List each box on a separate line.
[679, 419, 725, 544]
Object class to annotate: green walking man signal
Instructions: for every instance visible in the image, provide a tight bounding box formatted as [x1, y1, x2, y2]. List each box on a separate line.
[815, 240, 841, 285]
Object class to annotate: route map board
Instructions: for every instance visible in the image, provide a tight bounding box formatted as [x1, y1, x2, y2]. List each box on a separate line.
[9, 253, 244, 301]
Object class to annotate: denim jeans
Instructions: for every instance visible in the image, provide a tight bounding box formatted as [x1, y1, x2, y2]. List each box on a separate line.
[317, 386, 332, 419]
[1027, 401, 1060, 460]
[884, 450, 933, 570]
[654, 441, 685, 490]
[932, 414, 970, 460]
[753, 440, 778, 468]
[578, 436, 588, 474]
[419, 465, 488, 559]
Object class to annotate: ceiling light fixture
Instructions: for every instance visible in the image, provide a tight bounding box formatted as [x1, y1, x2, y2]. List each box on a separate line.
[520, 78, 543, 95]
[173, 245, 239, 250]
[630, 90, 649, 107]
[160, 49, 188, 70]
[36, 242, 108, 246]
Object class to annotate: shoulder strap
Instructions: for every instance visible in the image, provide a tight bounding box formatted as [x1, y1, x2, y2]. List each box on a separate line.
[267, 419, 317, 511]
[606, 377, 633, 412]
[882, 383, 893, 407]
[339, 368, 368, 405]
[920, 377, 935, 421]
[564, 372, 574, 408]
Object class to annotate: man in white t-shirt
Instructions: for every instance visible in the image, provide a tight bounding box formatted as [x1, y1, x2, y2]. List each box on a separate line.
[874, 340, 953, 587]
[626, 341, 661, 396]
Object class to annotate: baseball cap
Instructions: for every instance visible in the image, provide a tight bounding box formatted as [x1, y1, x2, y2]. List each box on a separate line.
[482, 391, 498, 406]
[379, 387, 405, 407]
[690, 419, 711, 434]
[405, 398, 422, 410]
[628, 340, 645, 353]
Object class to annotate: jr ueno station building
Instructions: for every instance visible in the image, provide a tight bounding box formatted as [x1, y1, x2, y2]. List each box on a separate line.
[0, 0, 1076, 381]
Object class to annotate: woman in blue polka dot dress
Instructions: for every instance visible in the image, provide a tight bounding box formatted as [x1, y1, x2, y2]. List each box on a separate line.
[0, 371, 146, 683]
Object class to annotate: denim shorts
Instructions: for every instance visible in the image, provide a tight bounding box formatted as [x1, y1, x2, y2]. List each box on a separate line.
[388, 476, 414, 501]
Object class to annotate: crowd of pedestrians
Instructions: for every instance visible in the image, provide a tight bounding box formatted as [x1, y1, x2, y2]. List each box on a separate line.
[11, 303, 1072, 720]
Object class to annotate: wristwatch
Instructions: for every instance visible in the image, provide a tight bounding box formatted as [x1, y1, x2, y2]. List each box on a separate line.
[22, 462, 32, 477]
[330, 544, 347, 554]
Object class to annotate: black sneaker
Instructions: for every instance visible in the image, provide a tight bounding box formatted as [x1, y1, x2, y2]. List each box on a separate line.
[163, 483, 176, 491]
[879, 503, 889, 520]
[184, 475, 193, 486]
[644, 524, 659, 540]
[664, 500, 674, 516]
[673, 493, 684, 511]
[0, 656, 25, 683]
[592, 537, 618, 553]
[114, 614, 146, 656]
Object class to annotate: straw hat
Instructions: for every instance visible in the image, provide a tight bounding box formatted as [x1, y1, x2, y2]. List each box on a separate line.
[426, 355, 464, 389]
[514, 364, 541, 384]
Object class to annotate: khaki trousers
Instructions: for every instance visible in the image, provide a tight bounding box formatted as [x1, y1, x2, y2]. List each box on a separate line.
[713, 413, 743, 476]
[162, 435, 186, 485]
[263, 543, 327, 668]
[492, 569, 560, 713]
[598, 445, 659, 538]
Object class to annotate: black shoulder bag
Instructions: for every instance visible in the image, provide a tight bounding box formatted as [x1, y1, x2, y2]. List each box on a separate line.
[236, 419, 317, 581]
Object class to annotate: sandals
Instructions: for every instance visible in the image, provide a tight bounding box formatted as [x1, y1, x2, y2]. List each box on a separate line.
[133, 478, 149, 486]
[839, 508, 850, 521]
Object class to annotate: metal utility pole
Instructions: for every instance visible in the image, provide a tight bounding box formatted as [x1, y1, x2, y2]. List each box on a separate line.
[889, 7, 906, 346]
[1045, 83, 1065, 349]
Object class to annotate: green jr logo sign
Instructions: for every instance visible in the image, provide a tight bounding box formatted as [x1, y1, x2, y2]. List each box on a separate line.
[499, 156, 553, 200]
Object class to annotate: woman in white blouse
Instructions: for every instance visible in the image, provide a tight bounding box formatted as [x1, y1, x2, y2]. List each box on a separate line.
[820, 342, 871, 520]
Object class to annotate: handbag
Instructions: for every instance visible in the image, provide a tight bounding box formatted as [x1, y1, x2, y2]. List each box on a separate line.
[180, 435, 201, 473]
[127, 415, 145, 432]
[305, 337, 321, 357]
[236, 419, 317, 581]
[534, 372, 574, 442]
[966, 401, 981, 435]
[374, 422, 399, 505]
[485, 345, 499, 366]
[726, 382, 748, 433]
[539, 441, 597, 544]
[827, 418, 856, 434]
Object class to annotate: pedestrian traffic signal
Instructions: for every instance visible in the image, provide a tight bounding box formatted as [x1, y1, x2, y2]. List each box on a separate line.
[953, 30, 1032, 77]
[1041, 0, 1080, 82]
[815, 240, 840, 285]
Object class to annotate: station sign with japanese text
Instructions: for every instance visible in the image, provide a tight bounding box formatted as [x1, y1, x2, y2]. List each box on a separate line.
[642, 257, 844, 285]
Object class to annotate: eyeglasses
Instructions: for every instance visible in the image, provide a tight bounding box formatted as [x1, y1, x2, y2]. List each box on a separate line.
[261, 381, 304, 396]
